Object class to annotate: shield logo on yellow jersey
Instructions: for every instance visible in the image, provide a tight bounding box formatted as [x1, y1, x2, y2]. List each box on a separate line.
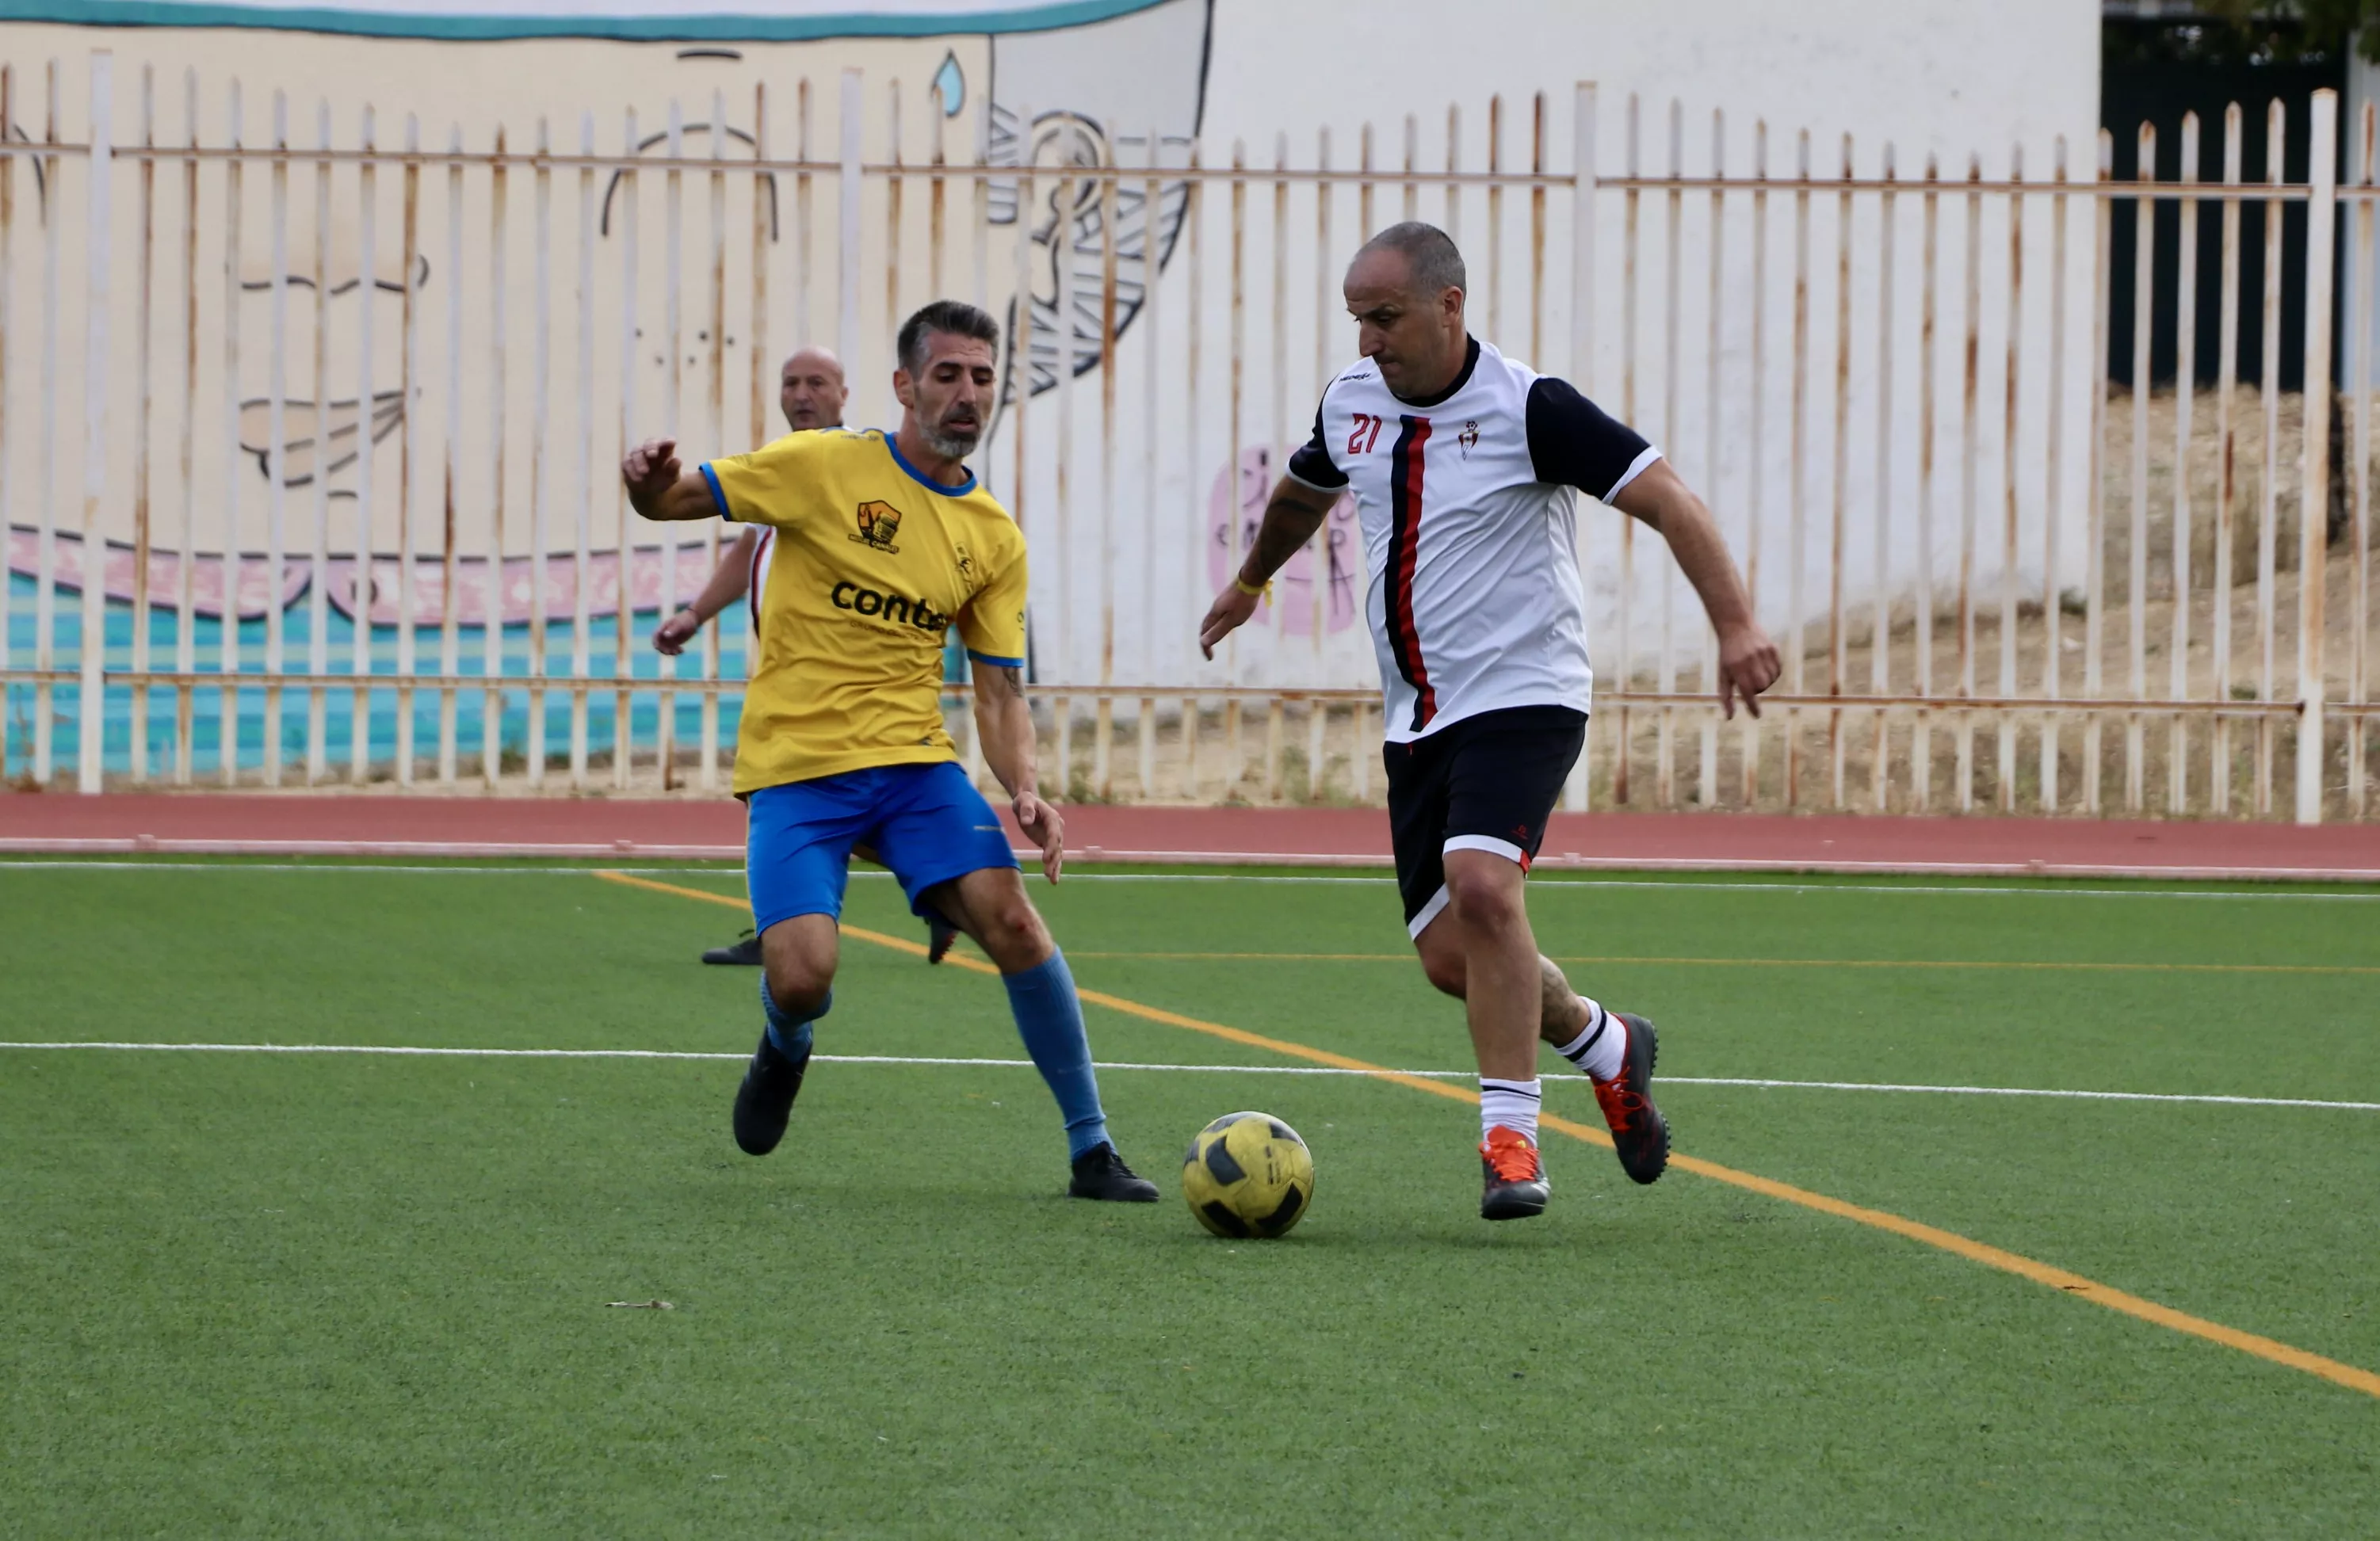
[851, 500, 903, 553]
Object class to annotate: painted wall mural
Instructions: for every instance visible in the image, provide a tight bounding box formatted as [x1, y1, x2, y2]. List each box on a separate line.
[1, 0, 1216, 775]
[2, 0, 1209, 626]
[4, 2, 1186, 42]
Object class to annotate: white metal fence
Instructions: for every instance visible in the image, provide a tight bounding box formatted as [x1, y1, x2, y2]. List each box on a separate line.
[2, 50, 2375, 820]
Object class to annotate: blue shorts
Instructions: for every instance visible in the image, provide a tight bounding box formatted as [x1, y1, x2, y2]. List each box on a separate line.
[745, 761, 1018, 933]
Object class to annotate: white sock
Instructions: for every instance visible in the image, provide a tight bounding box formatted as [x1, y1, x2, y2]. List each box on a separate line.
[1553, 998, 1625, 1083]
[1479, 1078, 1542, 1146]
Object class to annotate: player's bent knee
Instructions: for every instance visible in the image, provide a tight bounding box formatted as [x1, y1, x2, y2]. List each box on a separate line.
[977, 897, 1053, 971]
[758, 918, 839, 1019]
[765, 965, 833, 1020]
[1443, 864, 1523, 933]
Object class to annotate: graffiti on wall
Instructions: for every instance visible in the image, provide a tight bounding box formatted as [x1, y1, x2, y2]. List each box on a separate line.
[2, 0, 1213, 630]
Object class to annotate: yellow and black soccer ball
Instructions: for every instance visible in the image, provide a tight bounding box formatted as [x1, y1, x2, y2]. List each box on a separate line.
[1180, 1111, 1315, 1239]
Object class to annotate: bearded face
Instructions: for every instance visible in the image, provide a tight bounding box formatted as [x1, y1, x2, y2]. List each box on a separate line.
[898, 333, 997, 463]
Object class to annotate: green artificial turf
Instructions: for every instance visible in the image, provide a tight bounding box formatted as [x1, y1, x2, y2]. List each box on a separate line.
[2, 860, 2376, 1536]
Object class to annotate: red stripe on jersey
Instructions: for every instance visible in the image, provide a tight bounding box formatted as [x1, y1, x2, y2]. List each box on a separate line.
[1387, 415, 1435, 730]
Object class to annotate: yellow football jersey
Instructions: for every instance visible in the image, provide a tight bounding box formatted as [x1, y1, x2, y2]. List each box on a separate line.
[700, 428, 1027, 795]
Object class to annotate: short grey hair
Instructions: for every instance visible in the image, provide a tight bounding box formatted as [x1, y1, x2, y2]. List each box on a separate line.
[897, 299, 1002, 375]
[1356, 221, 1467, 298]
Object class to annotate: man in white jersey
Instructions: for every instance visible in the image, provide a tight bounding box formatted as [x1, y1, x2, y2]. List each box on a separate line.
[1200, 223, 1781, 1221]
[650, 344, 958, 967]
[653, 345, 849, 662]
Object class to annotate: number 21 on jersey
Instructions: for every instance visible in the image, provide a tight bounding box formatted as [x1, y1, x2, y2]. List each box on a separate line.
[1347, 412, 1387, 456]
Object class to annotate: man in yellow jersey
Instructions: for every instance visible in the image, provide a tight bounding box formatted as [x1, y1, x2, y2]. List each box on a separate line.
[650, 344, 959, 969]
[622, 299, 1157, 1202]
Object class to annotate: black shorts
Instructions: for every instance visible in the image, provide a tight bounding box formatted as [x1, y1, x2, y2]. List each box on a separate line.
[1383, 704, 1586, 937]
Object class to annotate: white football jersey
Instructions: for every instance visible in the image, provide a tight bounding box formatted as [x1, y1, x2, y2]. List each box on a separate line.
[1287, 337, 1660, 742]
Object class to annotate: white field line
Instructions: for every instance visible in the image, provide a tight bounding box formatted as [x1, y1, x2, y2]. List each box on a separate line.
[3, 860, 2379, 901]
[1, 1041, 2374, 1112]
[9, 836, 2380, 884]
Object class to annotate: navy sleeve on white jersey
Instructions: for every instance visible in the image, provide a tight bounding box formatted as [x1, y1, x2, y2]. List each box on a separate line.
[1525, 376, 1660, 502]
[1286, 402, 1349, 490]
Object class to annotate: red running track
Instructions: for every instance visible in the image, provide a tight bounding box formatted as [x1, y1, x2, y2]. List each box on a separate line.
[4, 791, 2380, 880]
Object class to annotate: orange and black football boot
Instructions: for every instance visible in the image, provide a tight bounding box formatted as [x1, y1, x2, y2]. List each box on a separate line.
[1479, 1125, 1550, 1220]
[1592, 1012, 1671, 1184]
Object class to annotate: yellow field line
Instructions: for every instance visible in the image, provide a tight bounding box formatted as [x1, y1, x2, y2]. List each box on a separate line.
[593, 868, 2380, 1402]
[592, 876, 2378, 975]
[594, 872, 1476, 1100]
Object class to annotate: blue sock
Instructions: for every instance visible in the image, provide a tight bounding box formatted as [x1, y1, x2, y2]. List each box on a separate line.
[1000, 949, 1110, 1161]
[760, 974, 827, 1063]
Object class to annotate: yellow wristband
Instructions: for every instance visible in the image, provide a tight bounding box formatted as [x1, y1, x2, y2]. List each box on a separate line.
[1232, 574, 1273, 600]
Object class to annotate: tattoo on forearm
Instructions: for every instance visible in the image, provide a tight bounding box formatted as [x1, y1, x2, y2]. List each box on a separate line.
[1241, 493, 1329, 583]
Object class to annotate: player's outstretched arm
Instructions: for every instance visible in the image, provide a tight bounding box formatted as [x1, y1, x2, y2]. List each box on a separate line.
[622, 437, 723, 523]
[653, 527, 758, 655]
[972, 662, 1064, 883]
[1612, 460, 1783, 718]
[1198, 475, 1340, 659]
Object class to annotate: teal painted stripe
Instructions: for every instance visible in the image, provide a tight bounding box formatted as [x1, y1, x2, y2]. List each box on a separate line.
[0, 0, 1165, 41]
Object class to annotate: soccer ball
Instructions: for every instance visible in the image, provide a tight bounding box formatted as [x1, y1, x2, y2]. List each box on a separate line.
[1180, 1111, 1315, 1239]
